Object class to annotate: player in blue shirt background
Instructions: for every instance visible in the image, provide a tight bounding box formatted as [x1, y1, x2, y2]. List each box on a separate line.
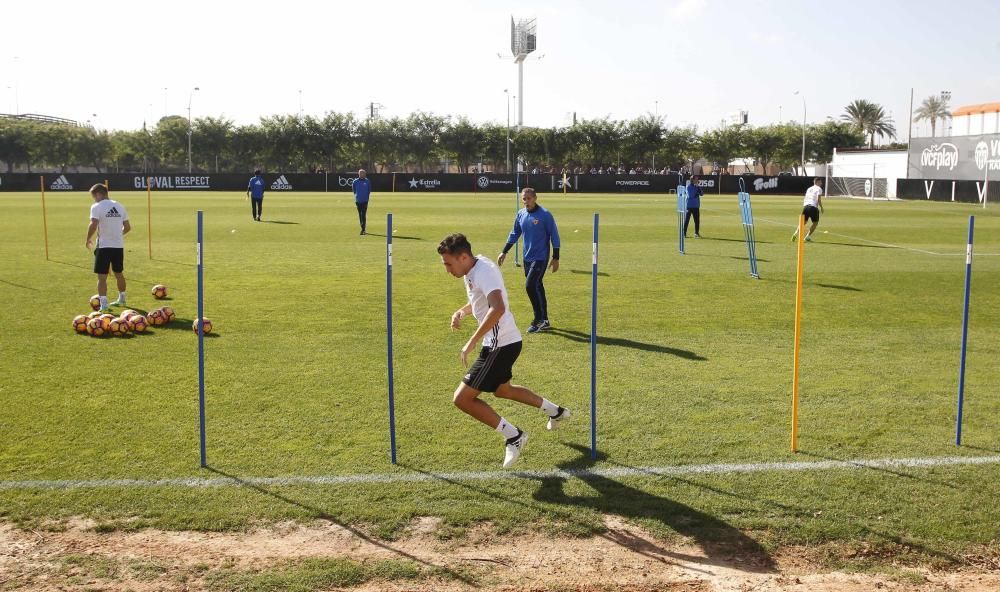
[247, 169, 265, 221]
[684, 175, 703, 237]
[353, 169, 372, 235]
[497, 188, 561, 333]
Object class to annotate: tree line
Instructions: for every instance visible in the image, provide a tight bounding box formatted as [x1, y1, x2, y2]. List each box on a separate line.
[0, 97, 919, 175]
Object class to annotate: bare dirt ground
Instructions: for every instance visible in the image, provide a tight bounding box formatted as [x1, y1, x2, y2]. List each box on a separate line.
[1, 516, 998, 591]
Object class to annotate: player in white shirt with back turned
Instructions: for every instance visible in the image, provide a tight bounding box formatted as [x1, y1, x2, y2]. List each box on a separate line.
[85, 184, 131, 311]
[437, 233, 571, 468]
[791, 178, 825, 242]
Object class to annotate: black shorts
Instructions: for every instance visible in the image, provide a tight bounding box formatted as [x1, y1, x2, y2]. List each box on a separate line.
[94, 248, 124, 274]
[802, 205, 820, 223]
[462, 341, 522, 392]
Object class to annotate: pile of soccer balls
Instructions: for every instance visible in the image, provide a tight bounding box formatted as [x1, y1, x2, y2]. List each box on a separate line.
[72, 284, 213, 338]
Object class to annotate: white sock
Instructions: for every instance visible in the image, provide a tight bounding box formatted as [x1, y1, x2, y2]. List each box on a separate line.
[496, 418, 520, 439]
[99, 296, 108, 309]
[540, 398, 560, 417]
[116, 291, 126, 303]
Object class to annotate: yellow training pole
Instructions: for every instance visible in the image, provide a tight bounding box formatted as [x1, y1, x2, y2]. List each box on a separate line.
[392, 171, 396, 192]
[791, 214, 806, 452]
[146, 176, 153, 259]
[105, 179, 109, 190]
[563, 172, 567, 195]
[40, 176, 50, 260]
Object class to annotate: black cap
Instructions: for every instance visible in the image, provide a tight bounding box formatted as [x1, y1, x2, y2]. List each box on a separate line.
[254, 169, 261, 175]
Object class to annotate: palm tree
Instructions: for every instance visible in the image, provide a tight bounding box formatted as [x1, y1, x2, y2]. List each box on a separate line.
[913, 95, 952, 138]
[841, 99, 897, 149]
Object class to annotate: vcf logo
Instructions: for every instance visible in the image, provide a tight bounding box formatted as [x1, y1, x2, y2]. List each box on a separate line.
[975, 141, 989, 170]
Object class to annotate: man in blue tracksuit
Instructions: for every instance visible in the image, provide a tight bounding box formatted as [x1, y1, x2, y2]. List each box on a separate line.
[246, 169, 265, 221]
[684, 174, 703, 237]
[353, 168, 372, 235]
[497, 187, 560, 333]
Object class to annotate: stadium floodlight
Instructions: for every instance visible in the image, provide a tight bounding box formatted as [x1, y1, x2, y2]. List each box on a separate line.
[510, 16, 537, 128]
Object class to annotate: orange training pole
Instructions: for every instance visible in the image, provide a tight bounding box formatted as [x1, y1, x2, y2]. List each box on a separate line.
[791, 214, 806, 452]
[147, 177, 152, 259]
[40, 176, 50, 260]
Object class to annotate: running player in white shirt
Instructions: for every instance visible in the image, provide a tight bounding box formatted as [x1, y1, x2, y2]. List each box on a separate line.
[85, 184, 131, 311]
[792, 178, 825, 242]
[438, 233, 571, 468]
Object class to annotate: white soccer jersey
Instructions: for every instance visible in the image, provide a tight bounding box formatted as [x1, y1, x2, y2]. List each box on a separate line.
[464, 255, 521, 348]
[803, 185, 823, 207]
[89, 199, 129, 248]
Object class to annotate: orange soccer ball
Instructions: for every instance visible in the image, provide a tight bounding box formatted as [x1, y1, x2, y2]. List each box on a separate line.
[192, 318, 213, 334]
[147, 309, 166, 326]
[159, 306, 176, 323]
[129, 314, 149, 333]
[89, 294, 102, 311]
[86, 317, 107, 337]
[72, 315, 89, 333]
[108, 317, 130, 336]
[151, 284, 168, 299]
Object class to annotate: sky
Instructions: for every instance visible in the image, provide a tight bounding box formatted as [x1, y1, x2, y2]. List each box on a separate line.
[3, 0, 999, 141]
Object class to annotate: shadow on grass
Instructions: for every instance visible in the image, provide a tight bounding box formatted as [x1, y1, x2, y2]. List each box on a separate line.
[797, 450, 959, 489]
[697, 236, 773, 245]
[262, 220, 300, 225]
[569, 269, 610, 277]
[730, 256, 770, 263]
[153, 317, 221, 337]
[962, 444, 1000, 454]
[0, 278, 40, 291]
[545, 328, 707, 361]
[48, 259, 89, 270]
[815, 283, 863, 292]
[815, 240, 894, 249]
[150, 258, 196, 267]
[529, 444, 777, 573]
[365, 232, 424, 241]
[645, 460, 966, 567]
[202, 466, 477, 586]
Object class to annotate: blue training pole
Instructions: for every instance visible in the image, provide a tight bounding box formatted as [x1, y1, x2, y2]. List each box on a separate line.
[197, 211, 206, 467]
[591, 213, 599, 459]
[956, 215, 975, 446]
[677, 176, 687, 255]
[387, 213, 398, 463]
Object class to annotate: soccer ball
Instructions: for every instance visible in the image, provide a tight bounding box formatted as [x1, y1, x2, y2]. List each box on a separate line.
[147, 309, 166, 326]
[160, 306, 176, 323]
[89, 294, 102, 311]
[98, 314, 116, 330]
[73, 315, 89, 333]
[86, 317, 107, 337]
[108, 317, 129, 336]
[87, 311, 102, 320]
[120, 309, 138, 321]
[129, 314, 149, 333]
[152, 284, 168, 299]
[192, 318, 213, 334]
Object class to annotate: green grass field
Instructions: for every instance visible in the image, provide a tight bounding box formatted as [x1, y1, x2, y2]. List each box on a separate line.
[1, 189, 998, 562]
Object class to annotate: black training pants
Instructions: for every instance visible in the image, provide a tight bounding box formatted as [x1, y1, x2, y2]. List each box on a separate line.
[524, 259, 549, 323]
[356, 201, 368, 231]
[684, 207, 700, 235]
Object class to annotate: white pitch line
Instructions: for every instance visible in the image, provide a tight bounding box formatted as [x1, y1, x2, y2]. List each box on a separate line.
[1, 455, 998, 491]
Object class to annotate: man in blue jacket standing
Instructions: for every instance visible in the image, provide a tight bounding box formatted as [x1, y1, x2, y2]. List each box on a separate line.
[353, 169, 372, 235]
[684, 175, 703, 238]
[497, 188, 560, 333]
[247, 169, 265, 221]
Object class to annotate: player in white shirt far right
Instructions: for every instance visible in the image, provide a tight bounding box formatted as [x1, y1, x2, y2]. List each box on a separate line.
[792, 178, 825, 242]
[85, 184, 131, 311]
[438, 233, 571, 469]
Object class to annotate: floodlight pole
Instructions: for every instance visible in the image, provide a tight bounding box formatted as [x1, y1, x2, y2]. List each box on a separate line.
[795, 91, 806, 175]
[187, 86, 200, 173]
[516, 57, 525, 128]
